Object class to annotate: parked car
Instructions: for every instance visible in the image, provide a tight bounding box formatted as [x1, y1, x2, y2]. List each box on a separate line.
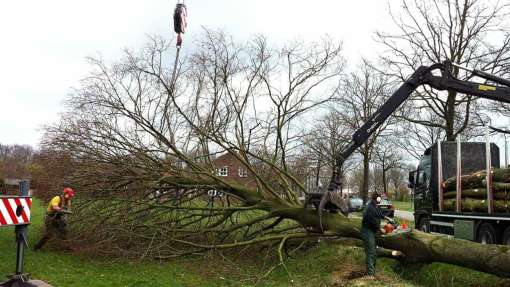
[348, 197, 364, 212]
[378, 198, 395, 217]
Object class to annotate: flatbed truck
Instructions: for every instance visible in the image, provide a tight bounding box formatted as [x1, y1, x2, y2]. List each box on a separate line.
[410, 141, 510, 244]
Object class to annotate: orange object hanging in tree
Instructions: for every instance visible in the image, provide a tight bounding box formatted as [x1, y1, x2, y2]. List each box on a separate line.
[173, 1, 188, 46]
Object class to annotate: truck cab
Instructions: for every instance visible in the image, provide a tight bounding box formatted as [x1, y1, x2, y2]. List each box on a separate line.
[410, 151, 433, 231]
[409, 142, 510, 245]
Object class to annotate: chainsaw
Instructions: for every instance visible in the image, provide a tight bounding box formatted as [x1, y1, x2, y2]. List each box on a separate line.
[383, 217, 410, 234]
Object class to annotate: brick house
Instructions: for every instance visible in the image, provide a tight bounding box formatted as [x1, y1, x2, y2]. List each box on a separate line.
[212, 152, 257, 189]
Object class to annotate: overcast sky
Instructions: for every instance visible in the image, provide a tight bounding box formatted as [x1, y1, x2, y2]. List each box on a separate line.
[0, 0, 393, 147]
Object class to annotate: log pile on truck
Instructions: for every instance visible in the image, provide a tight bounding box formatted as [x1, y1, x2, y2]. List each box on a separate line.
[442, 169, 510, 212]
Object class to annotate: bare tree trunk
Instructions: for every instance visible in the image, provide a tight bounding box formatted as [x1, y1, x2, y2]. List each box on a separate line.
[446, 91, 457, 140]
[382, 168, 388, 196]
[362, 151, 370, 204]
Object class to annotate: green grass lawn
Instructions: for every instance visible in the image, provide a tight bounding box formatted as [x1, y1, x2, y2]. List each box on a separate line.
[392, 201, 414, 212]
[0, 198, 508, 286]
[0, 199, 218, 287]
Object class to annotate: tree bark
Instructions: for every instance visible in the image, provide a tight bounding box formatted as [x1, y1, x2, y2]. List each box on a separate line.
[362, 152, 370, 204]
[445, 91, 457, 141]
[382, 168, 388, 196]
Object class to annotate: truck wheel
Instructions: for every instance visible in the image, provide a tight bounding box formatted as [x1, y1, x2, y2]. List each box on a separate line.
[502, 226, 510, 246]
[418, 216, 430, 233]
[477, 223, 499, 244]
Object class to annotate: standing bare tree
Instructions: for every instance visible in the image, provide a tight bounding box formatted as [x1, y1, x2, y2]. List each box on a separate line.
[377, 0, 510, 141]
[373, 140, 403, 196]
[334, 60, 395, 203]
[387, 165, 413, 201]
[302, 110, 355, 192]
[393, 114, 444, 160]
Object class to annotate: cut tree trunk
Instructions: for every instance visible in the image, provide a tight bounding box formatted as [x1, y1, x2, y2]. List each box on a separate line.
[493, 182, 510, 191]
[444, 170, 486, 191]
[443, 189, 509, 200]
[444, 169, 510, 191]
[443, 198, 510, 212]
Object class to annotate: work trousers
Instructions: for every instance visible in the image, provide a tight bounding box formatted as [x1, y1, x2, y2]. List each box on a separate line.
[361, 226, 377, 276]
[34, 214, 67, 250]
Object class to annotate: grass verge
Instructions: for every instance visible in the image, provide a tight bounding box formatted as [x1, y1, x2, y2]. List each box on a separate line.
[392, 201, 414, 212]
[0, 198, 508, 286]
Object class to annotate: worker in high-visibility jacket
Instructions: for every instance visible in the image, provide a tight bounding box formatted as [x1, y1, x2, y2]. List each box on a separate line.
[34, 187, 75, 251]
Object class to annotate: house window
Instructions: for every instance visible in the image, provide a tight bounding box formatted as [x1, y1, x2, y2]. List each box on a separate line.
[238, 168, 248, 178]
[217, 167, 229, 177]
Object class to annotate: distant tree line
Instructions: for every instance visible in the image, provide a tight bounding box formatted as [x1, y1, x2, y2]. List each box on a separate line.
[0, 143, 74, 199]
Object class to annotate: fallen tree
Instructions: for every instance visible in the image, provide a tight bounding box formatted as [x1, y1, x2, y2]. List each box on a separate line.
[155, 175, 510, 278]
[41, 31, 510, 279]
[67, 173, 510, 277]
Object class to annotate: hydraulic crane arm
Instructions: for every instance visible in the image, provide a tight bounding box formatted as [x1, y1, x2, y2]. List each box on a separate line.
[326, 61, 510, 194]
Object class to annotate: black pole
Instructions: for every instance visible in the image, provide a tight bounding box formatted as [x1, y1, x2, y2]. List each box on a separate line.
[15, 180, 29, 275]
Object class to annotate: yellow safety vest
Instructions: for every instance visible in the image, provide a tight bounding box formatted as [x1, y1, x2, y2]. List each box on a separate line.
[47, 196, 71, 215]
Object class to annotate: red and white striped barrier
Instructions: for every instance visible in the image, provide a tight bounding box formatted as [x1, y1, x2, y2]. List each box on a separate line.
[0, 196, 32, 227]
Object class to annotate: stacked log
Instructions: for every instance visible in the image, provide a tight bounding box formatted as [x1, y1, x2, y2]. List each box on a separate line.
[443, 189, 509, 200]
[443, 170, 486, 190]
[442, 168, 510, 213]
[444, 198, 510, 212]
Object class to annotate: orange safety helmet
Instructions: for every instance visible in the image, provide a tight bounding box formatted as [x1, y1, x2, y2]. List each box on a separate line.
[63, 187, 75, 198]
